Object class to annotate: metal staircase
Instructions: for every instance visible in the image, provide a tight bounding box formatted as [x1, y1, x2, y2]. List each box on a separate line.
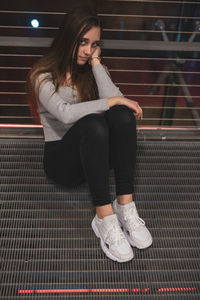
[0, 139, 200, 299]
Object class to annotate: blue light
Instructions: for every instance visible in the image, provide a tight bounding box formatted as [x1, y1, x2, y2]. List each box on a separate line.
[31, 19, 39, 28]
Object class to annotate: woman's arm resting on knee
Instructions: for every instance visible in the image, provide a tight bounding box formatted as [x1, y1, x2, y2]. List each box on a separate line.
[108, 97, 143, 120]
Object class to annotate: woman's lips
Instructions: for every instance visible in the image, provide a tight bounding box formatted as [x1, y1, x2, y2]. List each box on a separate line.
[79, 56, 88, 60]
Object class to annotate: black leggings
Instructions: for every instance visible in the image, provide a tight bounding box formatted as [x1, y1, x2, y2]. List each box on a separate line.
[44, 105, 137, 207]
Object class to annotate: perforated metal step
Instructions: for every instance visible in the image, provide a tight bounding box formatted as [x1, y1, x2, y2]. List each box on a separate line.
[0, 139, 200, 299]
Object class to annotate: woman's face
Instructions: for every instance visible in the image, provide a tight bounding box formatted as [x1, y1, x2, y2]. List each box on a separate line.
[77, 26, 101, 65]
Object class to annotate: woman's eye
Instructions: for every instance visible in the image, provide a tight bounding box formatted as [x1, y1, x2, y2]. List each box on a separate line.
[79, 40, 101, 47]
[80, 39, 86, 45]
[93, 41, 101, 48]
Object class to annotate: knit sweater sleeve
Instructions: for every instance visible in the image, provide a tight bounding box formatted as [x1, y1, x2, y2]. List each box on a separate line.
[92, 63, 124, 98]
[37, 74, 109, 125]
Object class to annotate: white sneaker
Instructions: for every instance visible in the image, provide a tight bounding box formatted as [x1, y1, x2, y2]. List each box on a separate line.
[113, 199, 153, 249]
[91, 214, 134, 263]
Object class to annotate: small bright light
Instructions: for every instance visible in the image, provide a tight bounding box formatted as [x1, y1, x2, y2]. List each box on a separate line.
[31, 19, 39, 28]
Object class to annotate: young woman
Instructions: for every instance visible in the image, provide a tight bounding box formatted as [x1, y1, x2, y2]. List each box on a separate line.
[27, 7, 152, 263]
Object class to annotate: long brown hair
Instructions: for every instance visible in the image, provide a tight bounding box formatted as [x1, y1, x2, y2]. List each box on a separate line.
[27, 7, 101, 122]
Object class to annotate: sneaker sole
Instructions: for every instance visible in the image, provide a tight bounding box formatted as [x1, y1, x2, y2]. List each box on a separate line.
[91, 218, 133, 263]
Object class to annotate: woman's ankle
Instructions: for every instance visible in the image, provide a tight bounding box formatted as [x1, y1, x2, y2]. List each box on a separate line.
[117, 194, 133, 205]
[96, 203, 114, 219]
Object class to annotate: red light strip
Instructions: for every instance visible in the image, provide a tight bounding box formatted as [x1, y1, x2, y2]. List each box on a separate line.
[0, 124, 197, 130]
[18, 287, 196, 294]
[137, 126, 198, 130]
[157, 287, 197, 293]
[0, 124, 43, 128]
[18, 288, 150, 294]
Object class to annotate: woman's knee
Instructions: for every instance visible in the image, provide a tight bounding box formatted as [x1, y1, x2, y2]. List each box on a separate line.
[78, 113, 109, 140]
[106, 105, 136, 127]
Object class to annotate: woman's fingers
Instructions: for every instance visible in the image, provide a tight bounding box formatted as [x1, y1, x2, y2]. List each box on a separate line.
[92, 46, 101, 57]
[134, 112, 143, 120]
[128, 100, 143, 120]
[108, 97, 143, 120]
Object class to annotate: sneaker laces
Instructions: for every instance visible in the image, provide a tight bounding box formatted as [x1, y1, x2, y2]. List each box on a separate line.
[123, 204, 145, 230]
[105, 222, 126, 246]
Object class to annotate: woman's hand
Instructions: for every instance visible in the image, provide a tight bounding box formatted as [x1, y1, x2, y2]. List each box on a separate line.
[90, 46, 101, 67]
[92, 46, 101, 58]
[108, 96, 143, 120]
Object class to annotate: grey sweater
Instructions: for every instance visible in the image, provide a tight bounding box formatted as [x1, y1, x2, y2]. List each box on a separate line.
[38, 63, 123, 141]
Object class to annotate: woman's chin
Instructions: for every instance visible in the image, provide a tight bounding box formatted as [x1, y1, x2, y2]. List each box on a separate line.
[77, 59, 87, 66]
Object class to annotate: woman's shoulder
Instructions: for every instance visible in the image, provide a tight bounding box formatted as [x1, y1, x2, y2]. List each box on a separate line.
[36, 72, 53, 89]
[35, 72, 54, 93]
[37, 72, 52, 82]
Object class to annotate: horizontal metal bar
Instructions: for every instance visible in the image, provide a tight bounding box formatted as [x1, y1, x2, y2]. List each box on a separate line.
[1, 25, 199, 35]
[0, 9, 199, 19]
[1, 37, 200, 52]
[0, 92, 27, 95]
[110, 0, 199, 4]
[126, 95, 200, 98]
[0, 53, 42, 57]
[137, 126, 200, 129]
[0, 36, 52, 47]
[103, 40, 200, 51]
[0, 80, 27, 83]
[1, 81, 196, 87]
[1, 68, 200, 75]
[0, 116, 199, 121]
[0, 116, 32, 118]
[0, 124, 43, 128]
[0, 25, 58, 29]
[104, 57, 200, 61]
[1, 9, 199, 20]
[100, 13, 200, 20]
[0, 92, 199, 99]
[109, 69, 200, 74]
[1, 123, 198, 130]
[103, 29, 199, 34]
[0, 104, 29, 106]
[0, 10, 65, 15]
[144, 118, 200, 121]
[1, 104, 199, 110]
[117, 83, 200, 87]
[1, 54, 200, 62]
[141, 107, 200, 109]
[0, 67, 31, 70]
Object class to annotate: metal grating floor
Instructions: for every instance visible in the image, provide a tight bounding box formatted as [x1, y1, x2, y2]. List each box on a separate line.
[0, 139, 200, 299]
